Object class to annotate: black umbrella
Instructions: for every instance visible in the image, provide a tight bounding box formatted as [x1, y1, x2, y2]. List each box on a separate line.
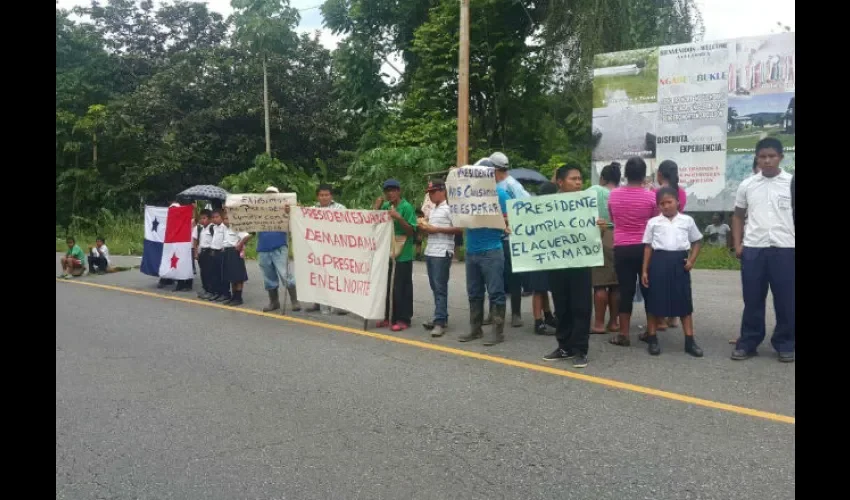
[508, 168, 548, 184]
[177, 185, 230, 203]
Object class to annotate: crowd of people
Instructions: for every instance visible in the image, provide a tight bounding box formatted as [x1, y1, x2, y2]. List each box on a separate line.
[59, 138, 795, 369]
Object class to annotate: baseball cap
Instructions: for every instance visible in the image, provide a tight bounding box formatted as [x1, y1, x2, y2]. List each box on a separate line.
[474, 158, 496, 168]
[489, 151, 509, 170]
[426, 180, 446, 192]
[382, 179, 401, 190]
[265, 186, 280, 193]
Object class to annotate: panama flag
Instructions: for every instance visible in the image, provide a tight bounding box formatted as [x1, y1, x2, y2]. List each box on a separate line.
[140, 205, 194, 279]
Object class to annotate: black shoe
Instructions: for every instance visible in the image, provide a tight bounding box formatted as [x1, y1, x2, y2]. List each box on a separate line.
[207, 294, 220, 301]
[228, 298, 244, 307]
[542, 348, 574, 361]
[534, 320, 548, 335]
[544, 314, 558, 329]
[215, 295, 231, 303]
[572, 354, 588, 369]
[778, 352, 795, 363]
[647, 337, 661, 356]
[685, 338, 704, 358]
[731, 349, 756, 361]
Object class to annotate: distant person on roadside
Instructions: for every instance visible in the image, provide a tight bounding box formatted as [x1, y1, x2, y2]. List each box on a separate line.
[88, 237, 110, 274]
[731, 138, 795, 363]
[195, 210, 215, 299]
[59, 237, 87, 278]
[374, 179, 418, 332]
[306, 184, 347, 315]
[419, 180, 463, 337]
[482, 154, 529, 328]
[607, 157, 658, 349]
[640, 187, 704, 357]
[541, 164, 605, 368]
[207, 209, 230, 302]
[220, 212, 251, 306]
[587, 162, 621, 334]
[705, 213, 732, 248]
[257, 186, 300, 313]
[653, 160, 686, 329]
[529, 182, 558, 335]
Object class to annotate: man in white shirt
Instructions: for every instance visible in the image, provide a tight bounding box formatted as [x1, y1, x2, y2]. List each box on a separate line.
[731, 138, 795, 362]
[704, 213, 732, 248]
[88, 237, 110, 274]
[306, 184, 347, 314]
[418, 181, 463, 337]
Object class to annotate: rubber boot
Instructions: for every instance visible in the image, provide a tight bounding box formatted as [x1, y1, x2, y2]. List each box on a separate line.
[482, 303, 493, 326]
[263, 288, 281, 312]
[287, 285, 302, 311]
[459, 300, 484, 342]
[483, 304, 506, 346]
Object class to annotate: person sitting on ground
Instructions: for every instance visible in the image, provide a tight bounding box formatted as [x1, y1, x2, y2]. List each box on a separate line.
[59, 237, 87, 278]
[88, 237, 111, 274]
[705, 213, 732, 249]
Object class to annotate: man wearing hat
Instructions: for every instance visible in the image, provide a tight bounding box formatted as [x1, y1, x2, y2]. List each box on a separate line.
[418, 180, 463, 337]
[476, 154, 529, 328]
[256, 186, 300, 313]
[373, 179, 418, 331]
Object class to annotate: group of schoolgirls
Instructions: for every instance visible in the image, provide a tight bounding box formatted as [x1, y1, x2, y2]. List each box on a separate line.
[193, 208, 251, 306]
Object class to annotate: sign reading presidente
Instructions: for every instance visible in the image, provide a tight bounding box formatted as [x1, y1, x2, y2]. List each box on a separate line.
[225, 193, 298, 232]
[445, 166, 505, 229]
[291, 208, 393, 320]
[507, 191, 603, 272]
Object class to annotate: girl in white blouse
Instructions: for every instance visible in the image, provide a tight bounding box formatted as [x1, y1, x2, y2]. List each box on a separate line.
[640, 187, 704, 357]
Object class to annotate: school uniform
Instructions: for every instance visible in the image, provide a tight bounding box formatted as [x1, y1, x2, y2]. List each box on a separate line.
[209, 223, 228, 297]
[88, 245, 110, 273]
[642, 214, 703, 318]
[222, 226, 250, 284]
[197, 224, 214, 294]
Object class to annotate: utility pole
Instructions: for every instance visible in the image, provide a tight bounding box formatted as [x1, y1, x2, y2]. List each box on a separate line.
[456, 0, 470, 167]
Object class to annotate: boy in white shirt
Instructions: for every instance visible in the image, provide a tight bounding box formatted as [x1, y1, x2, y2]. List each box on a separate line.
[194, 210, 214, 299]
[207, 209, 228, 302]
[88, 237, 110, 274]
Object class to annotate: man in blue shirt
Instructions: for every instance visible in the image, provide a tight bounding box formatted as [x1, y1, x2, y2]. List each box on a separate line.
[458, 184, 510, 346]
[257, 186, 300, 313]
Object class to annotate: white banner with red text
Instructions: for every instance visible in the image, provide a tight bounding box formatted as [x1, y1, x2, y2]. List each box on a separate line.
[291, 207, 394, 320]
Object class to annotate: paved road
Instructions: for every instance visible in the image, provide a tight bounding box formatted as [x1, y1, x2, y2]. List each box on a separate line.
[56, 259, 795, 499]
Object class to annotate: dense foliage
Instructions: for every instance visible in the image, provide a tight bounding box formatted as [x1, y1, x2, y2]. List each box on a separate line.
[56, 0, 701, 227]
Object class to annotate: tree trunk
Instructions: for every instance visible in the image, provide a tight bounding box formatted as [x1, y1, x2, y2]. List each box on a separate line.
[262, 56, 271, 156]
[92, 131, 98, 168]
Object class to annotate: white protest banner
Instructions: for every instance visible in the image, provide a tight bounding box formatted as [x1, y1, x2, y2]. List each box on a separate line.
[291, 207, 394, 320]
[445, 166, 505, 229]
[224, 193, 298, 232]
[507, 191, 603, 272]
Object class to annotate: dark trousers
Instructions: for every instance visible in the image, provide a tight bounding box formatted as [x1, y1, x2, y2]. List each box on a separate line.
[198, 249, 211, 292]
[385, 260, 414, 324]
[502, 240, 522, 315]
[548, 267, 592, 355]
[89, 255, 108, 273]
[614, 244, 649, 315]
[426, 256, 452, 326]
[737, 247, 795, 353]
[208, 250, 228, 296]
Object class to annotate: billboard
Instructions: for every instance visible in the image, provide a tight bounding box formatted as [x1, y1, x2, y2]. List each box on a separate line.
[591, 32, 795, 211]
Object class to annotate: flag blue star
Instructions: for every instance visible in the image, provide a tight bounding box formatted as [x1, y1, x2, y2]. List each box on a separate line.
[151, 218, 160, 232]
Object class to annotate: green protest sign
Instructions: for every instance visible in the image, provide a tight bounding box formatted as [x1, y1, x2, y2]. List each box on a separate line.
[507, 191, 603, 272]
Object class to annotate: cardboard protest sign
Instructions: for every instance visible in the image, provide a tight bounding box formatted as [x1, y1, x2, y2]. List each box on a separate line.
[507, 191, 603, 272]
[291, 208, 393, 320]
[224, 193, 298, 232]
[445, 166, 505, 229]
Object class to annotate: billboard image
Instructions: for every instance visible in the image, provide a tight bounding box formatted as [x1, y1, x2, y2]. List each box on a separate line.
[591, 32, 795, 211]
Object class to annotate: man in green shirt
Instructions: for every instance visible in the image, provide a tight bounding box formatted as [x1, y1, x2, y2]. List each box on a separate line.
[59, 237, 87, 278]
[373, 179, 417, 331]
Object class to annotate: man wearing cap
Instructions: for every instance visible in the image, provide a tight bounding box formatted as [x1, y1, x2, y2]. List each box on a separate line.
[419, 180, 463, 337]
[373, 179, 418, 331]
[477, 154, 529, 328]
[257, 186, 300, 313]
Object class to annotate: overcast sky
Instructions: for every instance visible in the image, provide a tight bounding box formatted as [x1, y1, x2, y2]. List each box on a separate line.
[58, 0, 795, 61]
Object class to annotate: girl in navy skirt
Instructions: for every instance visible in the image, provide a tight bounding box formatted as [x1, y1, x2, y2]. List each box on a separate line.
[640, 187, 704, 357]
[221, 212, 252, 306]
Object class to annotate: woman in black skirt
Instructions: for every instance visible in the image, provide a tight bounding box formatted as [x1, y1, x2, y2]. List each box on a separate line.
[640, 187, 704, 357]
[221, 212, 252, 306]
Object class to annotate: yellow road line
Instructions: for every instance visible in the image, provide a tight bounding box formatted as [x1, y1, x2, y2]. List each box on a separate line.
[56, 278, 795, 425]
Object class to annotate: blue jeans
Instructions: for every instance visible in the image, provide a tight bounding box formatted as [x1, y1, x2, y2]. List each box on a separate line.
[737, 247, 795, 353]
[257, 246, 293, 290]
[426, 256, 452, 326]
[466, 248, 505, 306]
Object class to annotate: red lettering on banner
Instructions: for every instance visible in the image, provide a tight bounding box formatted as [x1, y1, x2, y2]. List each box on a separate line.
[297, 207, 391, 225]
[308, 271, 372, 296]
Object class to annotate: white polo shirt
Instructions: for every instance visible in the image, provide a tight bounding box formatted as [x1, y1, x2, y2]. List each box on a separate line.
[210, 223, 227, 250]
[223, 227, 249, 248]
[735, 171, 795, 248]
[424, 201, 455, 257]
[642, 214, 702, 251]
[199, 225, 214, 249]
